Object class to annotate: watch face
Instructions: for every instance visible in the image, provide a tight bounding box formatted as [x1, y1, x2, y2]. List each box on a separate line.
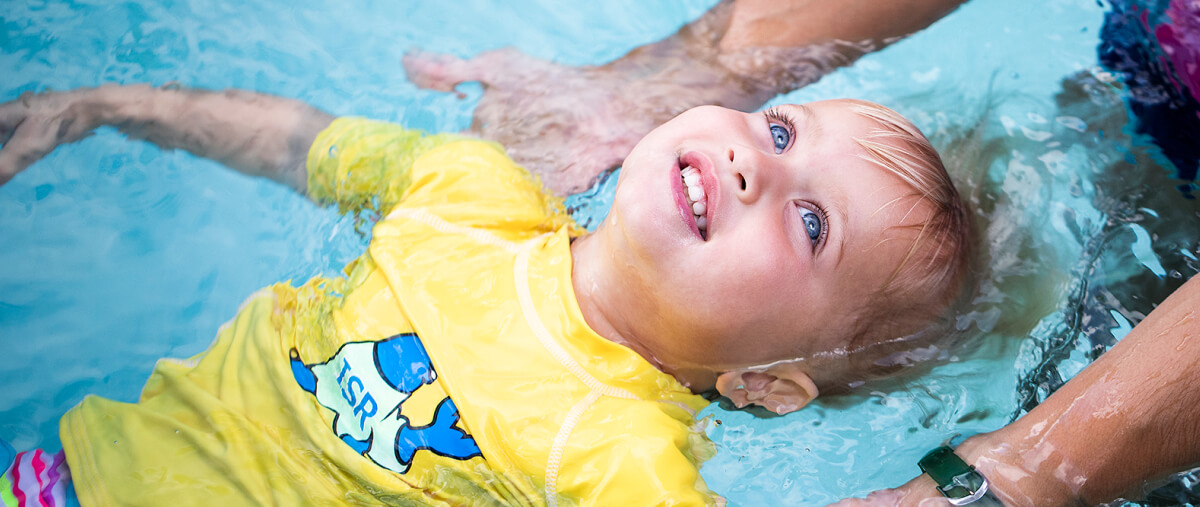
[919, 447, 968, 484]
[919, 446, 986, 500]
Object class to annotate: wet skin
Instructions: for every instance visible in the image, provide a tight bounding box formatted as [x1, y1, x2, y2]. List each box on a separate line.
[570, 100, 936, 390]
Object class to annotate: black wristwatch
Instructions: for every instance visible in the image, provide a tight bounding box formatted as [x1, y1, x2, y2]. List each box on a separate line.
[918, 446, 1005, 506]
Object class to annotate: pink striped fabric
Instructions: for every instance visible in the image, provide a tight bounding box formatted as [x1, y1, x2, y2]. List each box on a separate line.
[3, 449, 70, 507]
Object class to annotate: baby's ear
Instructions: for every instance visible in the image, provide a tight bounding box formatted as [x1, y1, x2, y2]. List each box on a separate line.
[714, 364, 819, 415]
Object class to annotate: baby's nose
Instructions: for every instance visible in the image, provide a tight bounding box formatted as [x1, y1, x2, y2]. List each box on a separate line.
[730, 146, 773, 204]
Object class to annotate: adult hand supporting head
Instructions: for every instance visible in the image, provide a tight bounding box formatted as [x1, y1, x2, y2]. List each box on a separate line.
[403, 47, 717, 196]
[403, 0, 969, 196]
[401, 2, 760, 196]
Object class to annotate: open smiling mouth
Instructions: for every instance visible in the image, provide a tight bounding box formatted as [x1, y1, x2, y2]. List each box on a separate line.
[680, 165, 708, 239]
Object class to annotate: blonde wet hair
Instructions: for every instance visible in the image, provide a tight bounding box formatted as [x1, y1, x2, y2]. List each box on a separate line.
[848, 99, 969, 302]
[813, 99, 972, 391]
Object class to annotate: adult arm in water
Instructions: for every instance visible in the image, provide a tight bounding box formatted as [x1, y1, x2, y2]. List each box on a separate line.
[833, 274, 1200, 506]
[402, 0, 968, 194]
[0, 84, 332, 191]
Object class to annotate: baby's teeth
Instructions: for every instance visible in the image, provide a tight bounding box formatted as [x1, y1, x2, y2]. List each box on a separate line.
[680, 166, 709, 234]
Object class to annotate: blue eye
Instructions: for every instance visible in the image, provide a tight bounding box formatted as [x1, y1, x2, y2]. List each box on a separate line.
[800, 208, 823, 245]
[770, 124, 791, 154]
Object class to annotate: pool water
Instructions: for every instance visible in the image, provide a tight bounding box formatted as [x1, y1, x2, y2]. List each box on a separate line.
[2, 0, 1198, 504]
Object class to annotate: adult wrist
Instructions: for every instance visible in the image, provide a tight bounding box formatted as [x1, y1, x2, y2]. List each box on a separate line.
[614, 0, 779, 111]
[85, 83, 151, 127]
[954, 434, 1021, 506]
[918, 445, 1006, 506]
[954, 432, 1084, 507]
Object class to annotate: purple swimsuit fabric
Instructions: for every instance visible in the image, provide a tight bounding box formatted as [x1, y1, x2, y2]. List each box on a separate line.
[1100, 0, 1200, 194]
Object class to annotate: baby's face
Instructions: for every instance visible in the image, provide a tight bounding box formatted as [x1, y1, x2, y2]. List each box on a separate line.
[599, 100, 934, 375]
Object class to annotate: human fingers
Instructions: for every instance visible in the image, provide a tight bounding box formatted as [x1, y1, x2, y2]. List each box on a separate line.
[402, 49, 478, 94]
[404, 47, 562, 94]
[0, 91, 93, 185]
[827, 484, 956, 507]
[0, 121, 63, 185]
[0, 92, 36, 146]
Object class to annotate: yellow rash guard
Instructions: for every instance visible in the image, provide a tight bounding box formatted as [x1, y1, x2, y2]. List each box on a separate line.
[60, 118, 718, 506]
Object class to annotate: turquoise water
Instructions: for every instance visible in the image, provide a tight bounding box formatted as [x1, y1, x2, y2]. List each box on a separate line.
[2, 0, 1199, 504]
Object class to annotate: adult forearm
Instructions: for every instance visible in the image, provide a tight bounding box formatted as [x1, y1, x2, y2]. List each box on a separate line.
[960, 276, 1200, 505]
[83, 84, 332, 191]
[606, 0, 969, 111]
[719, 0, 969, 96]
[720, 0, 968, 52]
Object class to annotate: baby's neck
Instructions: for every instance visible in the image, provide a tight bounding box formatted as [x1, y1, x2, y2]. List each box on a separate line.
[568, 235, 717, 392]
[568, 234, 641, 355]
